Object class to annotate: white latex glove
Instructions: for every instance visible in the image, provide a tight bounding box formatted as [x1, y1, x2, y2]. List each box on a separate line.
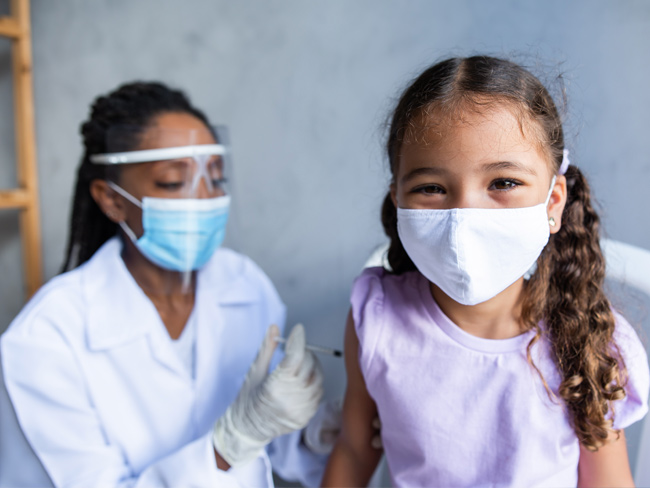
[303, 400, 384, 454]
[212, 324, 324, 467]
[303, 399, 342, 454]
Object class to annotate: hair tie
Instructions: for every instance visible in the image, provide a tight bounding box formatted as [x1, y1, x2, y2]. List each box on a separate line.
[559, 149, 570, 175]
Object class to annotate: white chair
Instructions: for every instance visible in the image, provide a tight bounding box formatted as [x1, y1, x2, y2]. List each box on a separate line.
[601, 238, 650, 485]
[364, 238, 650, 486]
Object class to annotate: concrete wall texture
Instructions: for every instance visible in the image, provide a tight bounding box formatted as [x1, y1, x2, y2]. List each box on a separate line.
[1, 0, 649, 474]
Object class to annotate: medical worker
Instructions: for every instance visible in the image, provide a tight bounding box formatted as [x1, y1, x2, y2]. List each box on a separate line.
[0, 82, 332, 487]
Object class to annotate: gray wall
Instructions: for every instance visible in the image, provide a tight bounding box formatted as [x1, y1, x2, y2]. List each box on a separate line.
[1, 0, 649, 473]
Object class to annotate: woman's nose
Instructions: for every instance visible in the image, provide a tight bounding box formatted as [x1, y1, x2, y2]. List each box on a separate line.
[195, 177, 212, 198]
[195, 176, 226, 198]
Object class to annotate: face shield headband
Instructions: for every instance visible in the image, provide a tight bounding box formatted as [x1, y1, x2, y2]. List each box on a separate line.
[91, 144, 227, 194]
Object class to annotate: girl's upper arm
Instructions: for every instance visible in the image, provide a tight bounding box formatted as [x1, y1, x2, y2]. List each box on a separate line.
[578, 430, 635, 488]
[341, 309, 381, 451]
[321, 309, 383, 487]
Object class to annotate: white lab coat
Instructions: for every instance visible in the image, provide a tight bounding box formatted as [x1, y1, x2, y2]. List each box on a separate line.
[0, 237, 326, 487]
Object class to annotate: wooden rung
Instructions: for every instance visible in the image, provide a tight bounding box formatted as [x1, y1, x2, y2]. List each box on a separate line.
[0, 16, 21, 39]
[0, 188, 30, 209]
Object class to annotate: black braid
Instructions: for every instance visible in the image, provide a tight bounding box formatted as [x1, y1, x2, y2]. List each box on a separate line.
[60, 82, 212, 272]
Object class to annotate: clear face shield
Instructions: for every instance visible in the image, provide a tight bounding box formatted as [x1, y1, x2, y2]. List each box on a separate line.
[91, 124, 232, 293]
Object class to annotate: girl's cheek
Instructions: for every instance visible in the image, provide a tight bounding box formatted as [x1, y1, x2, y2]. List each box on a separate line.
[400, 193, 437, 210]
[397, 189, 417, 209]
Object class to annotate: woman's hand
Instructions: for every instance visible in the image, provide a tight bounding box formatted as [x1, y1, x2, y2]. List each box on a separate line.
[212, 324, 324, 468]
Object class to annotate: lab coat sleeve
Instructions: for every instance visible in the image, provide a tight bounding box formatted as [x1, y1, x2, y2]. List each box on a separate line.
[267, 429, 329, 487]
[1, 322, 267, 488]
[136, 432, 272, 488]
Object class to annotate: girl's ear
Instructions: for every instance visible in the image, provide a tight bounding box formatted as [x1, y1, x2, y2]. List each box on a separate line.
[90, 179, 127, 223]
[548, 175, 568, 235]
[390, 183, 398, 209]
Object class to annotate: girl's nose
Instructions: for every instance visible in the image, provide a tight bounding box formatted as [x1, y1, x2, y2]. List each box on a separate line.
[449, 190, 479, 209]
[447, 184, 496, 209]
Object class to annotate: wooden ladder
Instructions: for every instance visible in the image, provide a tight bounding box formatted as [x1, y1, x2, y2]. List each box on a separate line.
[0, 0, 42, 298]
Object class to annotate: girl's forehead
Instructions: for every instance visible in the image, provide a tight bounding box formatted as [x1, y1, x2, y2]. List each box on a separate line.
[401, 104, 552, 169]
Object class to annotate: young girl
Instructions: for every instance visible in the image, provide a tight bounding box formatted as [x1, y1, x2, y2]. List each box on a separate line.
[322, 56, 650, 487]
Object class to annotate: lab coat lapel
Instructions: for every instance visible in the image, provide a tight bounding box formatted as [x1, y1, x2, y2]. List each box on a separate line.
[193, 250, 262, 431]
[145, 320, 189, 381]
[83, 238, 189, 380]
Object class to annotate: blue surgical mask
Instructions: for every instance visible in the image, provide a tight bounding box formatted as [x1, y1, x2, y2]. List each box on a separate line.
[108, 182, 230, 271]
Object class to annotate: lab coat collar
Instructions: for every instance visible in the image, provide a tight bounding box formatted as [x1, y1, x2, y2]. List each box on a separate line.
[82, 238, 260, 351]
[82, 238, 160, 351]
[198, 248, 265, 304]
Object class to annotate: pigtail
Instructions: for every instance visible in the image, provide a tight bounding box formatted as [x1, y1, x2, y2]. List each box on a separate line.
[381, 192, 416, 274]
[522, 164, 626, 450]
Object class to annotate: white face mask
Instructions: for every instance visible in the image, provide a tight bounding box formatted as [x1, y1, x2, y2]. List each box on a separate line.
[397, 177, 556, 306]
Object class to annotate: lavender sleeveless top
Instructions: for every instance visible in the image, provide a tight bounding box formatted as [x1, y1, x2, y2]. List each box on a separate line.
[351, 267, 649, 488]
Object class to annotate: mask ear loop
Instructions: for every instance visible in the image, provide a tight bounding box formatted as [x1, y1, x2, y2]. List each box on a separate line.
[525, 175, 557, 281]
[107, 181, 143, 208]
[526, 150, 570, 281]
[545, 175, 557, 207]
[545, 149, 570, 208]
[108, 180, 194, 290]
[106, 181, 142, 243]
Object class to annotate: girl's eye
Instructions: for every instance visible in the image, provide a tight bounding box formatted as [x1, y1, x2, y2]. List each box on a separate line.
[489, 179, 521, 191]
[413, 184, 445, 195]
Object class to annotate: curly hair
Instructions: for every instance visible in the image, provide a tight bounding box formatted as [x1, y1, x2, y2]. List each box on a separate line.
[382, 56, 626, 450]
[60, 81, 213, 272]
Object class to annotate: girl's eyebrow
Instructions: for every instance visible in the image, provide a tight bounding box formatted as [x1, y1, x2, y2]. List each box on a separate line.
[483, 160, 537, 175]
[400, 160, 537, 184]
[400, 167, 447, 184]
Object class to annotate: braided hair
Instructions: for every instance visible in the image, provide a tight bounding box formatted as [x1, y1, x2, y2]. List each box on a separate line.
[60, 82, 213, 272]
[383, 56, 626, 450]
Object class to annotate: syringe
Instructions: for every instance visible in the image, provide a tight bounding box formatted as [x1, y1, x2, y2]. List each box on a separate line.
[275, 336, 342, 357]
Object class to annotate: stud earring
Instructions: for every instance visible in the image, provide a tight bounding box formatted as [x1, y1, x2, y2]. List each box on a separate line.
[549, 217, 556, 227]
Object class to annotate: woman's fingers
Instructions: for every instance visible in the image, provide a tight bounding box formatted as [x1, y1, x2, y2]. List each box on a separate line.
[246, 324, 280, 386]
[279, 323, 306, 373]
[371, 416, 383, 450]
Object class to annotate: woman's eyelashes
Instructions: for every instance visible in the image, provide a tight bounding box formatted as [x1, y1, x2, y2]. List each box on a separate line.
[212, 177, 227, 188]
[155, 181, 184, 190]
[154, 177, 227, 191]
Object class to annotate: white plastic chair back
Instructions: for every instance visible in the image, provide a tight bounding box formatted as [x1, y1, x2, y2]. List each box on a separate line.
[363, 239, 650, 486]
[601, 238, 650, 485]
